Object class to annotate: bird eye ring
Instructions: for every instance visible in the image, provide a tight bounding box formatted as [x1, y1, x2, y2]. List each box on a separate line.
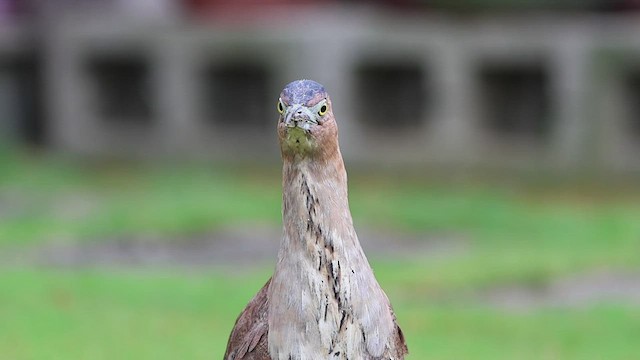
[318, 104, 328, 116]
[277, 100, 285, 114]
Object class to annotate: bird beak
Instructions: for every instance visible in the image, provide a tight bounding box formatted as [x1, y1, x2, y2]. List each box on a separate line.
[284, 105, 317, 131]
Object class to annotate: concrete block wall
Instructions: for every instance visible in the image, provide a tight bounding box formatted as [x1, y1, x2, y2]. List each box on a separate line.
[2, 8, 640, 173]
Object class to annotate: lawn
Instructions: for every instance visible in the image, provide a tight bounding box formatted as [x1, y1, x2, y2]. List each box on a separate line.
[1, 151, 640, 359]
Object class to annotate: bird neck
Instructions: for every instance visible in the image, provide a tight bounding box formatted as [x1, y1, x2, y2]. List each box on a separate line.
[269, 150, 393, 359]
[279, 150, 362, 263]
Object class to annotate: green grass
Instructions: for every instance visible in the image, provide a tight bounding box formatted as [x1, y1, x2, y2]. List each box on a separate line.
[0, 269, 267, 360]
[1, 151, 640, 359]
[0, 154, 282, 245]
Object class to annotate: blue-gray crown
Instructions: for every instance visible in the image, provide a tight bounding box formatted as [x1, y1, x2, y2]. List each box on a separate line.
[281, 79, 327, 105]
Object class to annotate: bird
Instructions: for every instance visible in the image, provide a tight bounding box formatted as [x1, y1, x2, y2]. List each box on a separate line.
[224, 79, 408, 360]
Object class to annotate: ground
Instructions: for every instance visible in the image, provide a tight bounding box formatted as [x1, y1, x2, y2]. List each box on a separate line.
[1, 152, 640, 359]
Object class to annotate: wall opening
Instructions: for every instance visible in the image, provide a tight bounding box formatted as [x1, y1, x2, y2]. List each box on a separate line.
[624, 68, 640, 140]
[202, 62, 270, 129]
[355, 62, 427, 130]
[0, 55, 45, 146]
[86, 55, 153, 125]
[479, 63, 551, 141]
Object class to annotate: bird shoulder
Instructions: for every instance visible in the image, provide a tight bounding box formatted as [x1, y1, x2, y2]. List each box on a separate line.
[224, 278, 272, 360]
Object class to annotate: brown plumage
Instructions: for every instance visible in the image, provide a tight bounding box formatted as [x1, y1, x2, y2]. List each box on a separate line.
[224, 80, 407, 360]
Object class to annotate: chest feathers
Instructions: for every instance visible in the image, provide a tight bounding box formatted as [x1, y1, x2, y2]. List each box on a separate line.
[267, 159, 396, 360]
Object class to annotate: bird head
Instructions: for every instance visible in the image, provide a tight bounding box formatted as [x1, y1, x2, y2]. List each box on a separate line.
[277, 79, 338, 159]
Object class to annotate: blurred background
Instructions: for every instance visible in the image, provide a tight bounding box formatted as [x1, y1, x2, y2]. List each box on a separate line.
[1, 0, 640, 359]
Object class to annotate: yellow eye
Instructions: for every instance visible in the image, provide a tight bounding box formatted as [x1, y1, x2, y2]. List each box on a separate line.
[318, 104, 328, 116]
[277, 100, 284, 114]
